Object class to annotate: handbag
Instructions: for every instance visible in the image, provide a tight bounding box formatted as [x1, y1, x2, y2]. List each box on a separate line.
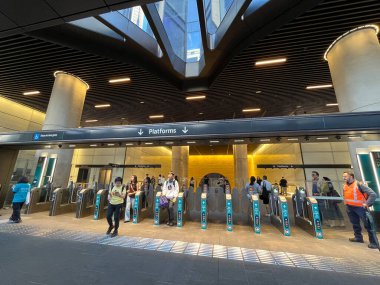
[159, 196, 169, 208]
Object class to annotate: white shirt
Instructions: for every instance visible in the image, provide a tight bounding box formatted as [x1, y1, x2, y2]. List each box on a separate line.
[162, 179, 179, 199]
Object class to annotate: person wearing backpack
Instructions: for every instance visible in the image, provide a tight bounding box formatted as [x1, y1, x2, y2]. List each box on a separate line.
[124, 175, 139, 223]
[343, 171, 379, 250]
[106, 177, 126, 237]
[260, 175, 272, 216]
[162, 171, 179, 226]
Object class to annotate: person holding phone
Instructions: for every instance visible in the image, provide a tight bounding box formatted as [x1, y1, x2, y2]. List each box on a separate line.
[106, 177, 126, 237]
[124, 175, 138, 223]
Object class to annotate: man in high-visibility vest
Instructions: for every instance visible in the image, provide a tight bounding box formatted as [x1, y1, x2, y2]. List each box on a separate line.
[343, 171, 379, 250]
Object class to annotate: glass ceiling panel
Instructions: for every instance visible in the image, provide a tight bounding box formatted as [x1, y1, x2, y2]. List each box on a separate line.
[70, 17, 124, 41]
[155, 0, 203, 63]
[204, 0, 234, 35]
[246, 0, 270, 15]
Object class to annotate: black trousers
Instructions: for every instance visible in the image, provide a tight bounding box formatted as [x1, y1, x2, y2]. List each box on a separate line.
[167, 200, 175, 223]
[10, 202, 24, 222]
[106, 203, 122, 231]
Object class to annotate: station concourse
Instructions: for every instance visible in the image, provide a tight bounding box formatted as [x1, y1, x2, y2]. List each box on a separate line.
[0, 1, 380, 284]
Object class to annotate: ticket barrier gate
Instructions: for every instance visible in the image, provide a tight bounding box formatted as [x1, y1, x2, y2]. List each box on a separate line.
[93, 189, 109, 220]
[49, 188, 76, 216]
[177, 192, 184, 227]
[269, 190, 291, 236]
[133, 190, 154, 224]
[250, 195, 261, 234]
[154, 192, 168, 225]
[75, 188, 95, 218]
[226, 193, 233, 232]
[292, 187, 323, 239]
[25, 187, 51, 214]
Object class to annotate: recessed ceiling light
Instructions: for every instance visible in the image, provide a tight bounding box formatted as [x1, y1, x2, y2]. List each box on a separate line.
[140, 101, 144, 104]
[242, 108, 261, 113]
[255, 58, 287, 66]
[44, 145, 51, 148]
[95, 104, 111, 108]
[85, 119, 98, 123]
[23, 91, 40, 96]
[149, 115, 164, 119]
[187, 141, 196, 144]
[186, 95, 206, 100]
[306, 84, 333, 90]
[256, 91, 262, 94]
[165, 142, 174, 145]
[109, 77, 131, 83]
[125, 143, 134, 146]
[316, 137, 329, 140]
[287, 138, 299, 141]
[145, 142, 153, 145]
[326, 103, 339, 106]
[107, 143, 115, 146]
[198, 112, 204, 115]
[210, 140, 220, 143]
[348, 135, 361, 139]
[90, 144, 97, 147]
[234, 139, 244, 142]
[69, 144, 76, 148]
[260, 139, 270, 142]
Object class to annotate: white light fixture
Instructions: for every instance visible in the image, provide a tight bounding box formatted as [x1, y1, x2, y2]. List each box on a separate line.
[149, 115, 164, 119]
[107, 143, 115, 146]
[187, 141, 196, 144]
[260, 139, 270, 142]
[125, 143, 134, 146]
[326, 103, 339, 106]
[316, 137, 329, 140]
[198, 112, 204, 115]
[44, 145, 51, 149]
[256, 91, 262, 94]
[210, 140, 220, 143]
[109, 77, 131, 83]
[23, 91, 40, 96]
[90, 144, 97, 147]
[140, 101, 144, 104]
[234, 139, 244, 142]
[165, 142, 174, 145]
[324, 24, 379, 60]
[69, 144, 76, 148]
[287, 138, 299, 141]
[95, 104, 111, 108]
[348, 135, 361, 139]
[306, 84, 333, 90]
[255, 58, 287, 66]
[145, 142, 153, 145]
[85, 119, 98, 123]
[242, 108, 261, 113]
[186, 95, 206, 100]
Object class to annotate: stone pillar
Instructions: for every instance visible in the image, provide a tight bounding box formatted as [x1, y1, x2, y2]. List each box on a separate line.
[0, 149, 19, 207]
[325, 25, 380, 199]
[39, 71, 89, 187]
[233, 144, 248, 189]
[171, 146, 189, 181]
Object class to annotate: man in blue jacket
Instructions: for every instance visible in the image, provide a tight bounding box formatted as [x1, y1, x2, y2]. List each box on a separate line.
[10, 177, 31, 223]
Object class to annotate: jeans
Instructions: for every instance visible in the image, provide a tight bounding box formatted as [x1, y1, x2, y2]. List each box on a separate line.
[124, 196, 135, 221]
[10, 202, 24, 222]
[167, 199, 175, 223]
[346, 205, 379, 245]
[107, 203, 122, 231]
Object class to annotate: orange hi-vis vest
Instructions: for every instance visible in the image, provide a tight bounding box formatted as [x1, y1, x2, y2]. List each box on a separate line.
[344, 181, 366, 207]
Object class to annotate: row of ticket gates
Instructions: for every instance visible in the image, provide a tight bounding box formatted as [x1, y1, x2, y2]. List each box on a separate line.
[24, 183, 323, 239]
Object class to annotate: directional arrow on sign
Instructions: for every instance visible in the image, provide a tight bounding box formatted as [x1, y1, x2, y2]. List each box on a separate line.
[138, 129, 143, 135]
[182, 126, 188, 134]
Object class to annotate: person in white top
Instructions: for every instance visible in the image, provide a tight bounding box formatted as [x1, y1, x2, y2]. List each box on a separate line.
[162, 171, 179, 226]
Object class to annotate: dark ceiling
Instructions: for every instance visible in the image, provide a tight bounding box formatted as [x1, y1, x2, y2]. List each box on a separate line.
[0, 0, 380, 127]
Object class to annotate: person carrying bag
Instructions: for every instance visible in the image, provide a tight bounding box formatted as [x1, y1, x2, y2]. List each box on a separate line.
[162, 171, 179, 226]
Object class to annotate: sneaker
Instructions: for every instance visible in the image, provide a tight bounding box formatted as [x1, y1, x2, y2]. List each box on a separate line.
[368, 243, 379, 249]
[106, 225, 114, 235]
[111, 231, 118, 238]
[349, 237, 364, 243]
[169, 222, 174, 227]
[166, 221, 170, 226]
[124, 220, 130, 223]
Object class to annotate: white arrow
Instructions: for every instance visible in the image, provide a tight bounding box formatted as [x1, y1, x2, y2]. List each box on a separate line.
[182, 126, 188, 134]
[138, 129, 143, 135]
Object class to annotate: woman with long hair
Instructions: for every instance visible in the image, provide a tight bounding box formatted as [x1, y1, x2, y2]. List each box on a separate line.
[124, 175, 139, 223]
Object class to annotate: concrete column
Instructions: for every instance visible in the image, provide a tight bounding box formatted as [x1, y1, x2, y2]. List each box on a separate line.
[233, 144, 248, 189]
[171, 146, 189, 181]
[0, 149, 19, 207]
[325, 25, 380, 185]
[39, 71, 89, 187]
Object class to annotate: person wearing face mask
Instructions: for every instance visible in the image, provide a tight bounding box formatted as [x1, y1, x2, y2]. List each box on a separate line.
[106, 177, 126, 237]
[124, 175, 139, 223]
[343, 171, 379, 250]
[162, 171, 179, 226]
